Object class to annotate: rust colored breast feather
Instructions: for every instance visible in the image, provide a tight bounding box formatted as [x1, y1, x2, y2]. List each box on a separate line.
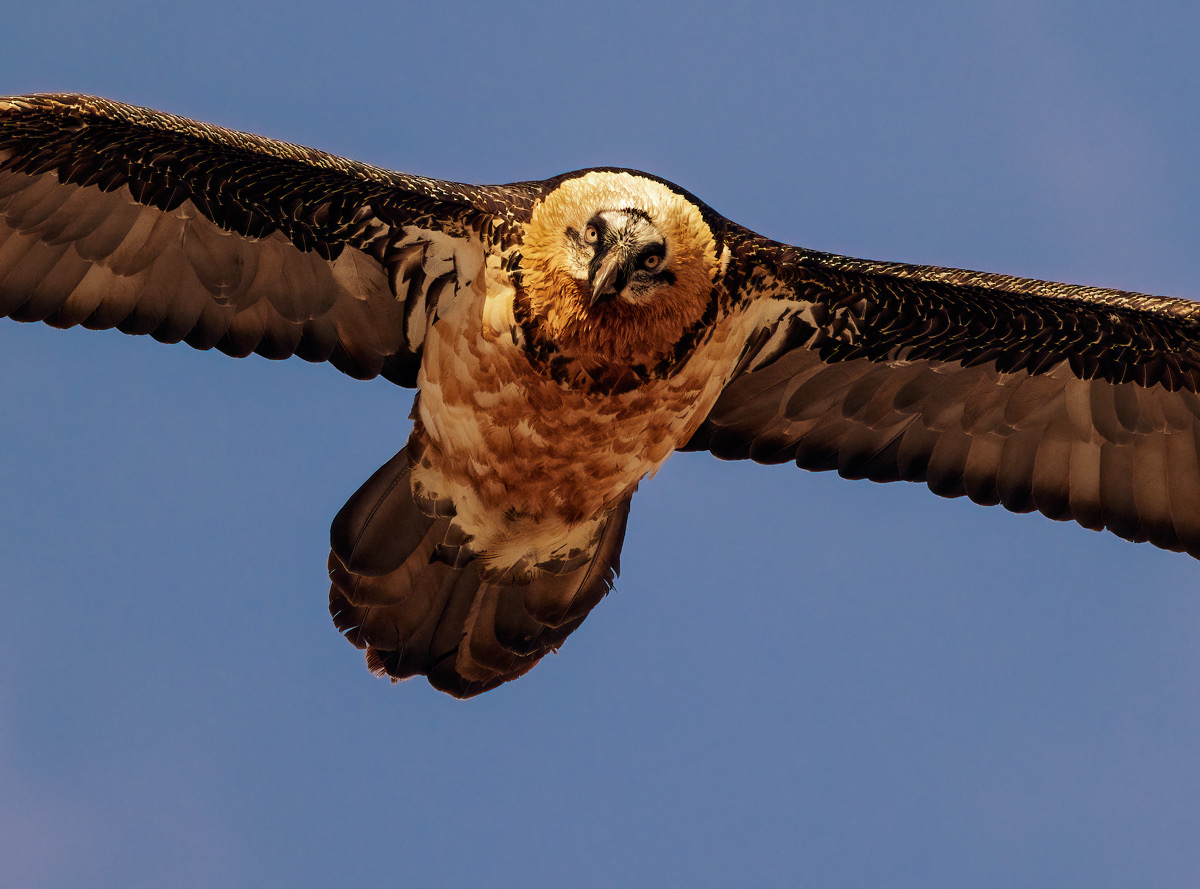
[410, 271, 745, 574]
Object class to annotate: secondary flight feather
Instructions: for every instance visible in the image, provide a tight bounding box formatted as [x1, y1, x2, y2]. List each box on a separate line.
[3, 93, 1199, 697]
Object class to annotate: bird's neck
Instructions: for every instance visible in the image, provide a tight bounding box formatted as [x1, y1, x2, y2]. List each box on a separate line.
[520, 266, 708, 370]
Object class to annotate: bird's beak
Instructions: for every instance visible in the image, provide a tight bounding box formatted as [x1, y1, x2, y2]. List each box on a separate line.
[589, 251, 625, 307]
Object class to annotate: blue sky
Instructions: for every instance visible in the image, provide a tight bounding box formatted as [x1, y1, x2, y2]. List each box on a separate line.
[2, 2, 1200, 886]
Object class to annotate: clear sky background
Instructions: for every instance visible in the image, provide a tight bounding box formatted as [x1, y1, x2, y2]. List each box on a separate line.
[2, 2, 1199, 887]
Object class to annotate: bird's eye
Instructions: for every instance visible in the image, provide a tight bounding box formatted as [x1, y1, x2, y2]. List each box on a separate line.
[642, 254, 661, 270]
[584, 225, 599, 244]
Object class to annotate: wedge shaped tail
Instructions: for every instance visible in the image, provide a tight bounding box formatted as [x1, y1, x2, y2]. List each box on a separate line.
[328, 446, 631, 698]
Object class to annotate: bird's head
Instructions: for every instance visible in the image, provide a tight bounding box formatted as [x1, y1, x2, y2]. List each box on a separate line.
[519, 170, 723, 366]
[569, 208, 669, 307]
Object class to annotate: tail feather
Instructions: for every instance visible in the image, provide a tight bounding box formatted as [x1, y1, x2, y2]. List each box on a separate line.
[328, 445, 632, 698]
[329, 445, 445, 577]
[519, 500, 630, 627]
[330, 553, 454, 653]
[458, 584, 543, 682]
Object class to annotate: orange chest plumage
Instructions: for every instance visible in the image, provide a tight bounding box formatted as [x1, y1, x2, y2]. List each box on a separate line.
[413, 283, 738, 529]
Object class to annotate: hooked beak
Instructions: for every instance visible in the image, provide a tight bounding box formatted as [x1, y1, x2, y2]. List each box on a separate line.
[588, 251, 627, 307]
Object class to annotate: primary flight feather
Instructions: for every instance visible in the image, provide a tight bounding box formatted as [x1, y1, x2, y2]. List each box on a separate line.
[3, 94, 1199, 697]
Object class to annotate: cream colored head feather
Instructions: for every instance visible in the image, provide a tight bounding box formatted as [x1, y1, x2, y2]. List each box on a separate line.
[520, 171, 720, 364]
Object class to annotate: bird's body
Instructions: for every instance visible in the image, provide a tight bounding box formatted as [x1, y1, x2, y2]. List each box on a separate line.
[415, 171, 740, 559]
[4, 93, 1200, 696]
[412, 284, 726, 569]
[328, 171, 754, 692]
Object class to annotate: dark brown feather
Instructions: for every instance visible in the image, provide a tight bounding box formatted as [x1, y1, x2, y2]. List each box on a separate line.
[688, 233, 1200, 558]
[328, 446, 632, 698]
[0, 93, 538, 386]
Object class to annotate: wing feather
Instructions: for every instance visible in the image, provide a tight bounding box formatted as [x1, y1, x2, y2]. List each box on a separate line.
[688, 234, 1200, 558]
[0, 93, 534, 385]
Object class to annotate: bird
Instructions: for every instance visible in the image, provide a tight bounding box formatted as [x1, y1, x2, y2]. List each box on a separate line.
[3, 94, 1200, 698]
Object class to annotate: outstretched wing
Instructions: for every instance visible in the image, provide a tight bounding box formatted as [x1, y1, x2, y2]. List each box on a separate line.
[685, 235, 1200, 556]
[0, 94, 533, 385]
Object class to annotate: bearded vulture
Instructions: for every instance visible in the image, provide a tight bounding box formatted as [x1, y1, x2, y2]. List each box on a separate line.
[2, 94, 1198, 696]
